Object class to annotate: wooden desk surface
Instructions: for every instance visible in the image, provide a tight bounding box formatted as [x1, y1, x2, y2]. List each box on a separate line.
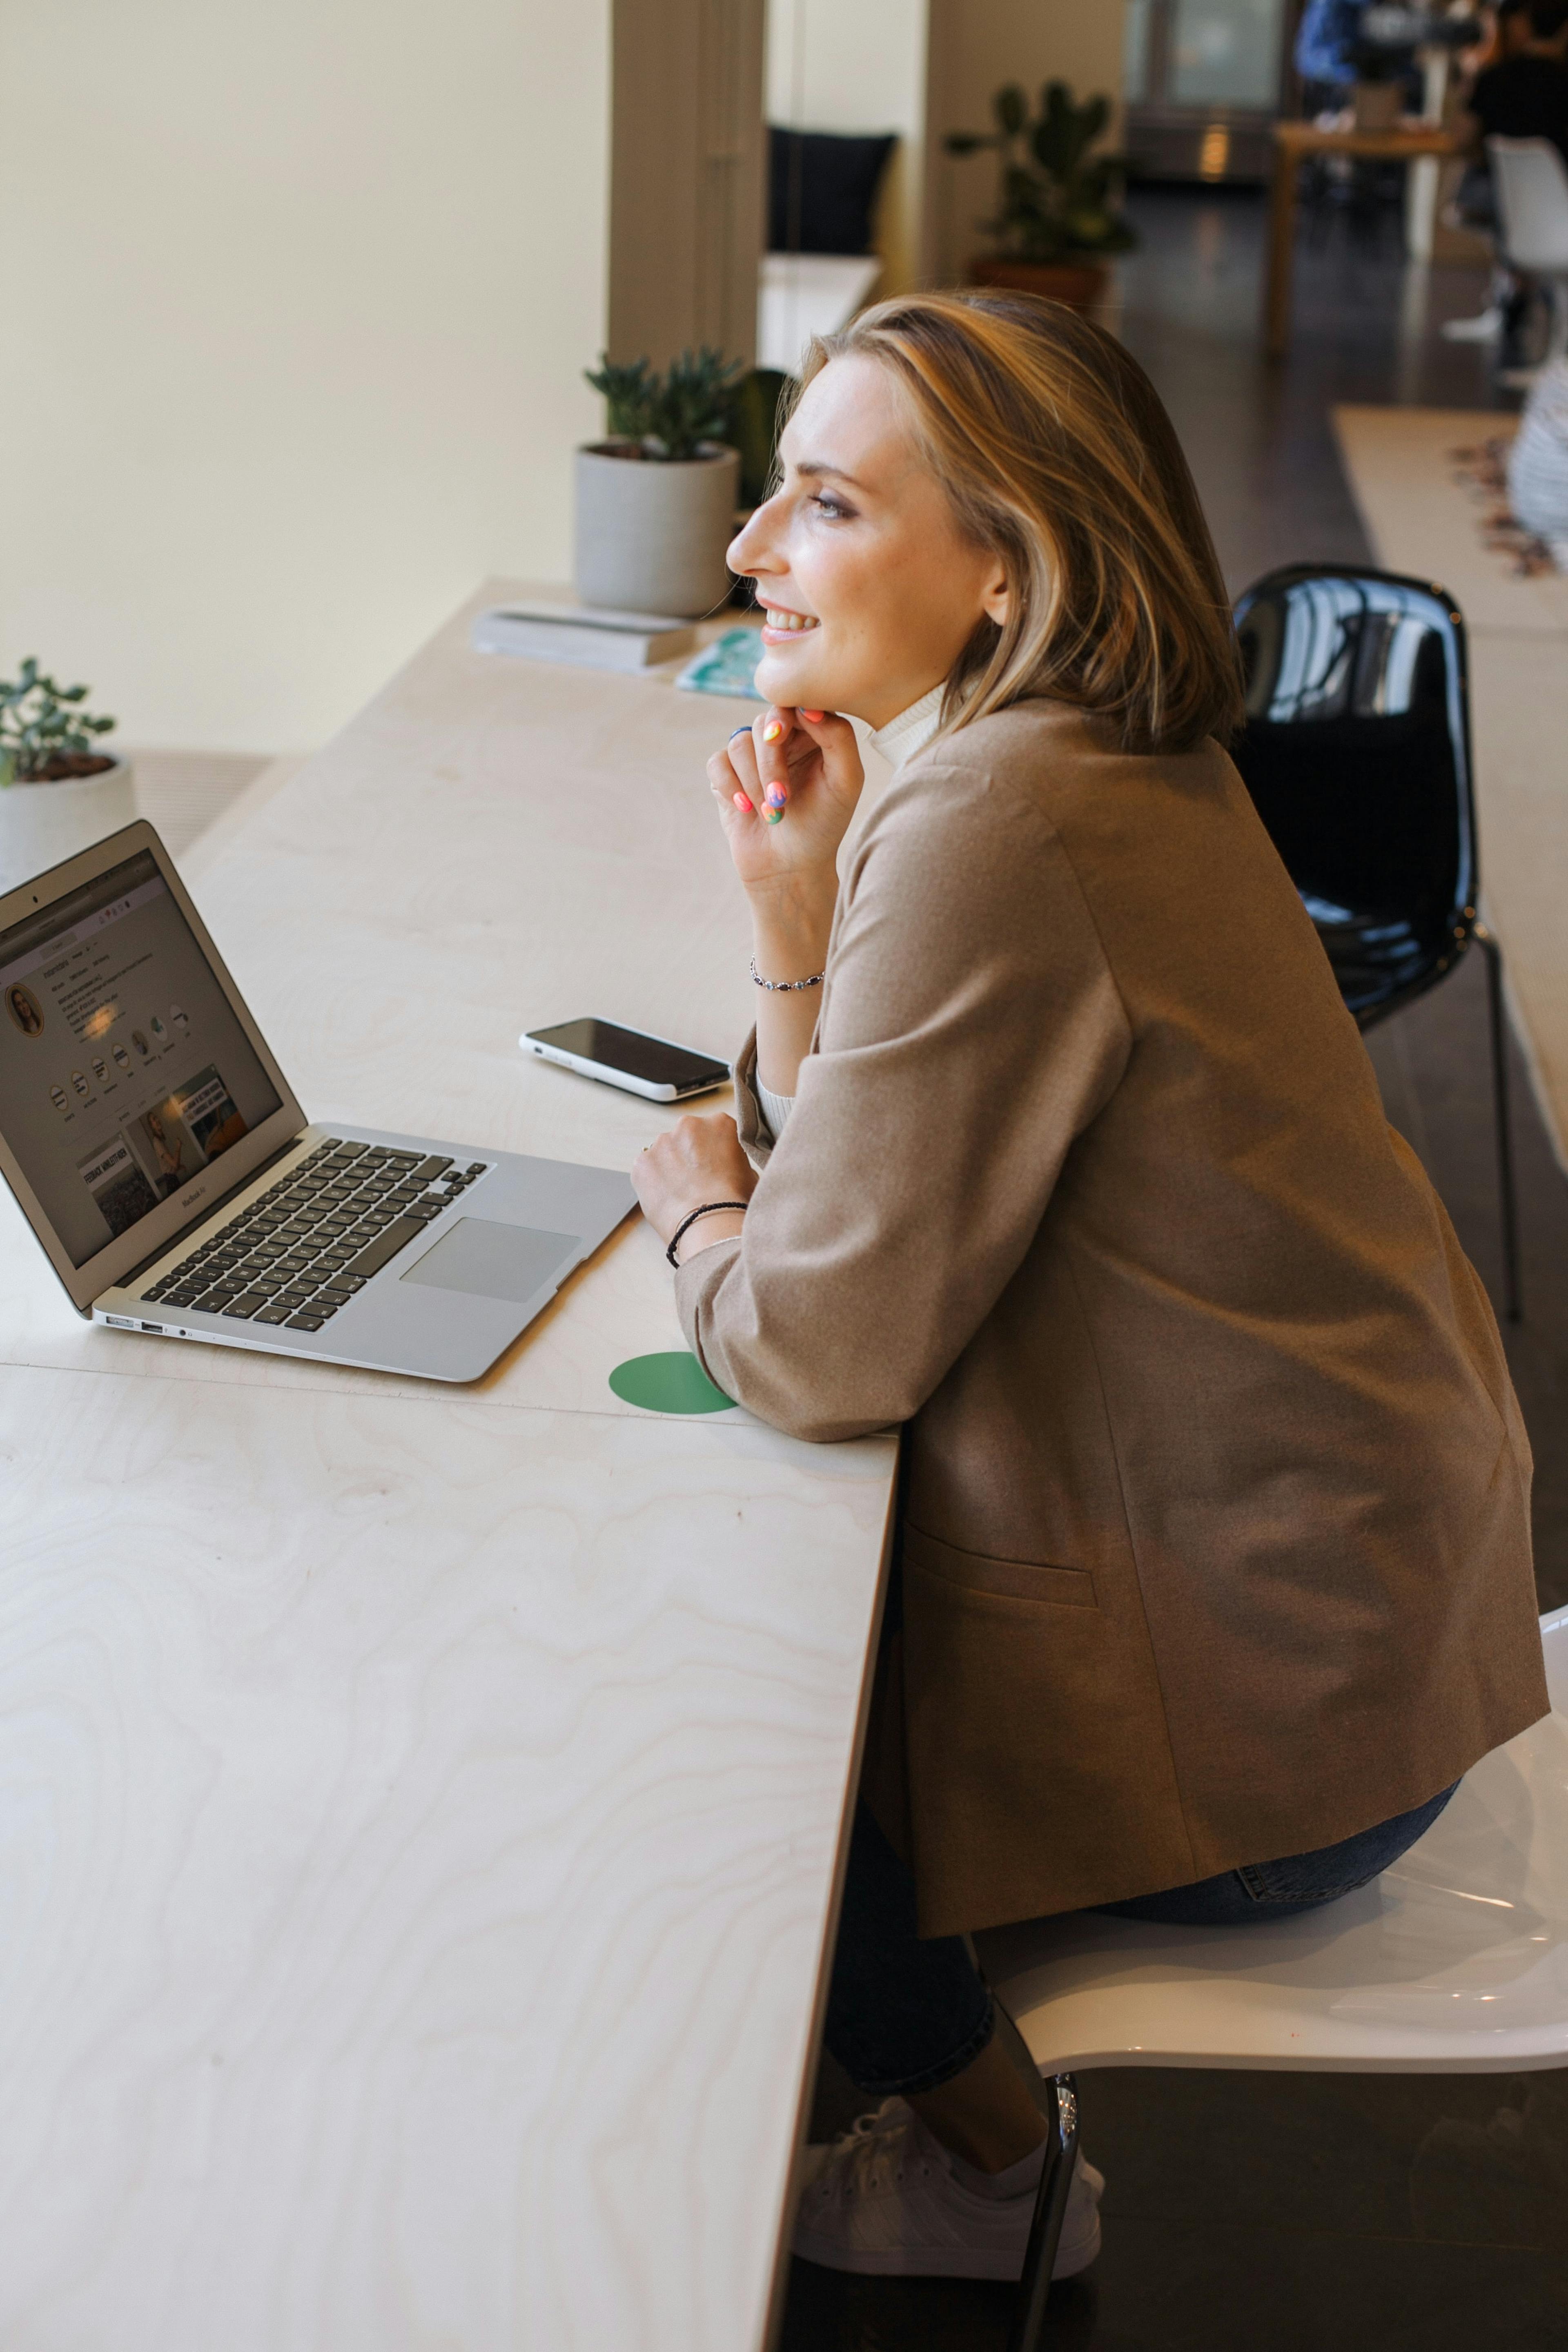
[0, 588, 898, 2350]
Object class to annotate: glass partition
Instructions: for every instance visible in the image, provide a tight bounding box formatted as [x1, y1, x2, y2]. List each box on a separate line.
[1169, 0, 1288, 110]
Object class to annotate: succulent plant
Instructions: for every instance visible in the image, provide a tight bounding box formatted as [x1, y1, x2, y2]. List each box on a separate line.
[0, 659, 117, 786]
[584, 346, 748, 462]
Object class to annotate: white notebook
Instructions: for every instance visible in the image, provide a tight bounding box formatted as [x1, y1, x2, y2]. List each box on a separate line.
[472, 603, 697, 672]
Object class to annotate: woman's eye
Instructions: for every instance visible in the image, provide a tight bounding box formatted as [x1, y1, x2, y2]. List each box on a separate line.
[810, 493, 853, 521]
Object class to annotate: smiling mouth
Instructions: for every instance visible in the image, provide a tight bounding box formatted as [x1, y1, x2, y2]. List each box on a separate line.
[761, 608, 820, 633]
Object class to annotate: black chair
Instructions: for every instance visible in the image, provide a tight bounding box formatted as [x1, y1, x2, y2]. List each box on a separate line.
[1229, 562, 1521, 1322]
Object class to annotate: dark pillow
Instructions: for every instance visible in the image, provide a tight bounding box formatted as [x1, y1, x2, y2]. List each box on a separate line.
[768, 127, 898, 256]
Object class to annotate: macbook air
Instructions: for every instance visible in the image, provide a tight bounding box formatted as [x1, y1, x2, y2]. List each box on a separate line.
[0, 822, 636, 1382]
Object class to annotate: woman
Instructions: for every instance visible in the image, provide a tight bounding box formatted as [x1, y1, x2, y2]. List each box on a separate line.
[632, 294, 1546, 2284]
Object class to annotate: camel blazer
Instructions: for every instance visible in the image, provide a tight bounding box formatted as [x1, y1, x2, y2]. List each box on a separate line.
[675, 700, 1546, 1937]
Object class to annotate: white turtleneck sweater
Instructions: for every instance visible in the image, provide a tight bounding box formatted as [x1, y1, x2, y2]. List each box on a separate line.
[755, 686, 945, 1139]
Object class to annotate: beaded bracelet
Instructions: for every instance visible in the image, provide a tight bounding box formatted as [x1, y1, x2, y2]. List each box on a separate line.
[666, 1200, 751, 1267]
[750, 957, 824, 992]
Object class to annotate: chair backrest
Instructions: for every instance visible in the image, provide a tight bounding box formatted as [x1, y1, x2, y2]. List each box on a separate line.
[1488, 135, 1568, 273]
[1229, 565, 1477, 1028]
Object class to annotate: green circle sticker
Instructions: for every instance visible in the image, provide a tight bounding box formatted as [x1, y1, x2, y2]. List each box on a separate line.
[609, 1351, 735, 1415]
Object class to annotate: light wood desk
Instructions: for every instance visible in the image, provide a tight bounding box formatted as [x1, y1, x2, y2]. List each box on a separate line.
[0, 587, 898, 2350]
[1265, 119, 1463, 358]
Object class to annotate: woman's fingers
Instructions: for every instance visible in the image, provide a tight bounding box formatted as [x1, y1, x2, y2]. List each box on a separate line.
[710, 730, 761, 816]
[753, 707, 797, 823]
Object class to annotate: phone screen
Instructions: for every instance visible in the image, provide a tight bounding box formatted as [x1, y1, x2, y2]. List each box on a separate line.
[528, 1019, 727, 1091]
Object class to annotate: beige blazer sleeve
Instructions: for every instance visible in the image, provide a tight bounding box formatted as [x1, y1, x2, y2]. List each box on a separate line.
[675, 754, 1133, 1440]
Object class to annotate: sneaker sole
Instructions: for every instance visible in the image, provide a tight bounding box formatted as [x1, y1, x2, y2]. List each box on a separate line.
[793, 2204, 1101, 2283]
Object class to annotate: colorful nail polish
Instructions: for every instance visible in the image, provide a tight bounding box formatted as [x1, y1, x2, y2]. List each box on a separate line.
[765, 785, 787, 808]
[762, 720, 785, 743]
[765, 807, 785, 825]
[733, 790, 754, 811]
[801, 709, 826, 723]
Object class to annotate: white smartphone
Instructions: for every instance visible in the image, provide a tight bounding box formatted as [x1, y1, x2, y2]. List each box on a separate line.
[522, 1017, 729, 1103]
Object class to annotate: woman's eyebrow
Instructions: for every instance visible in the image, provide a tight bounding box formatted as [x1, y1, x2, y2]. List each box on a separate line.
[792, 457, 866, 490]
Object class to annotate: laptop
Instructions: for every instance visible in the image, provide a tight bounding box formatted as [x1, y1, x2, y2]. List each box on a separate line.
[0, 822, 636, 1383]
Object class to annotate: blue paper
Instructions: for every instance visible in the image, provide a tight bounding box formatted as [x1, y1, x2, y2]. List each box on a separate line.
[675, 626, 765, 702]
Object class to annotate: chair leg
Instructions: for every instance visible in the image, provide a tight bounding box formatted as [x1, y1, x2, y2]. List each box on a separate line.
[1476, 923, 1522, 1322]
[1548, 277, 1568, 364]
[1004, 2073, 1080, 2352]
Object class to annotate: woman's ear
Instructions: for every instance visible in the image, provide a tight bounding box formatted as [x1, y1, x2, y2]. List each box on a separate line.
[980, 562, 1010, 629]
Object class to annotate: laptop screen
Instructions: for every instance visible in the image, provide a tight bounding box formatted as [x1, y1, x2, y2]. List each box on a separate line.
[0, 847, 283, 1268]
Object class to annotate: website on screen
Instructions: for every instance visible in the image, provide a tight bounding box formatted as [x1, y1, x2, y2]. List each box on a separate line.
[0, 851, 283, 1267]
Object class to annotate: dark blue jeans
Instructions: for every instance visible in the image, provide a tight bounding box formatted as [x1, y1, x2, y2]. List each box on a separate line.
[825, 1782, 1457, 2097]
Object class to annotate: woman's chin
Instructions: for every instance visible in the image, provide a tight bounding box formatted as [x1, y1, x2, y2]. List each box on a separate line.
[754, 646, 832, 710]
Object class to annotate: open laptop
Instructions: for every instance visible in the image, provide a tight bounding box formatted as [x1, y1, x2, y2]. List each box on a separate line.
[0, 822, 636, 1382]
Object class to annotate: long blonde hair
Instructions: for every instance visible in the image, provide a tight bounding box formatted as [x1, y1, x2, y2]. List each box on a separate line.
[797, 291, 1244, 755]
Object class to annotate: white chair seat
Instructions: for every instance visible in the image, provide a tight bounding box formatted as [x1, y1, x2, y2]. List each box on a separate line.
[978, 1605, 1568, 2079]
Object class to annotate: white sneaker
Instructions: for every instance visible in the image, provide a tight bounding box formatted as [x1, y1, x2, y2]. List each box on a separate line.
[1440, 307, 1503, 343]
[793, 2097, 1104, 2281]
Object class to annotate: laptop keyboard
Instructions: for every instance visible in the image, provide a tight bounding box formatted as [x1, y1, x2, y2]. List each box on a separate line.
[142, 1137, 489, 1332]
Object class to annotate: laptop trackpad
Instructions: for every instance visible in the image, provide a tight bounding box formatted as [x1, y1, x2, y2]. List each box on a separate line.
[399, 1217, 581, 1304]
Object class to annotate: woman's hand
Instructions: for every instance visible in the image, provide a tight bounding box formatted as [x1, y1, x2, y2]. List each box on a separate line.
[708, 707, 864, 922]
[633, 1114, 759, 1260]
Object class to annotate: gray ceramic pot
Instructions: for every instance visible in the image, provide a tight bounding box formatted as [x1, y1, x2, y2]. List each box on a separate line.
[0, 758, 136, 896]
[574, 442, 741, 618]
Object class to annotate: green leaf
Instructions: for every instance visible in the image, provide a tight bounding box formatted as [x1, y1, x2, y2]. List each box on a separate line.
[995, 83, 1027, 137]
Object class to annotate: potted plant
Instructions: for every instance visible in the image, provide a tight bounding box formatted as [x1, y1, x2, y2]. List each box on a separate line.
[0, 660, 132, 896]
[945, 81, 1137, 311]
[576, 348, 746, 617]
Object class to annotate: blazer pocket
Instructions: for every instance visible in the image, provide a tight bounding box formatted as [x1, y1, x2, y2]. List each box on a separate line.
[903, 1524, 1098, 1610]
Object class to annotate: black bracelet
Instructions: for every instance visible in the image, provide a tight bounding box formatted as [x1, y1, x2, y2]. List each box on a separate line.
[666, 1200, 750, 1267]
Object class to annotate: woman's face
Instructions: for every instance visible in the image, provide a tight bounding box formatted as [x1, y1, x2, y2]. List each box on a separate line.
[727, 354, 1009, 731]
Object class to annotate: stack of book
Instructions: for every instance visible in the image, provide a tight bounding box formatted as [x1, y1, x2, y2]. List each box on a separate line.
[471, 603, 697, 672]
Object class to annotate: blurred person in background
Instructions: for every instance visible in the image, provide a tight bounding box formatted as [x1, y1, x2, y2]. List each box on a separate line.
[1446, 0, 1568, 359]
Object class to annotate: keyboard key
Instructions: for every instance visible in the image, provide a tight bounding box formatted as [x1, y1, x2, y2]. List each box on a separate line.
[465, 1162, 486, 1176]
[315, 1285, 353, 1304]
[286, 1313, 326, 1331]
[222, 1294, 274, 1319]
[253, 1305, 292, 1324]
[408, 1156, 453, 1182]
[343, 1215, 430, 1280]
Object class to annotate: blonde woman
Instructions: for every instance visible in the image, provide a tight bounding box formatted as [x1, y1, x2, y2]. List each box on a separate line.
[633, 295, 1546, 2284]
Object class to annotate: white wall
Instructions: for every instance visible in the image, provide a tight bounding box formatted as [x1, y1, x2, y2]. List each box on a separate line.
[925, 0, 1128, 283]
[765, 0, 928, 292]
[0, 0, 610, 754]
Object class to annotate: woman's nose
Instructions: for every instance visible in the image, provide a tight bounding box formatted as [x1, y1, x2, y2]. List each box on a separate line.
[728, 492, 786, 578]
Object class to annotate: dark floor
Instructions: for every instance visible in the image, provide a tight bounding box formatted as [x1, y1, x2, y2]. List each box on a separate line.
[778, 187, 1568, 2352]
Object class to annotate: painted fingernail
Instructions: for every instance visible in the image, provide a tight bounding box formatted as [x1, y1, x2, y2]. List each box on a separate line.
[765, 785, 787, 807]
[733, 790, 754, 811]
[801, 709, 826, 723]
[762, 720, 785, 743]
[765, 807, 785, 824]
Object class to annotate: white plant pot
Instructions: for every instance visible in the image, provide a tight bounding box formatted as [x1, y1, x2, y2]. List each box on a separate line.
[574, 443, 741, 619]
[0, 758, 137, 897]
